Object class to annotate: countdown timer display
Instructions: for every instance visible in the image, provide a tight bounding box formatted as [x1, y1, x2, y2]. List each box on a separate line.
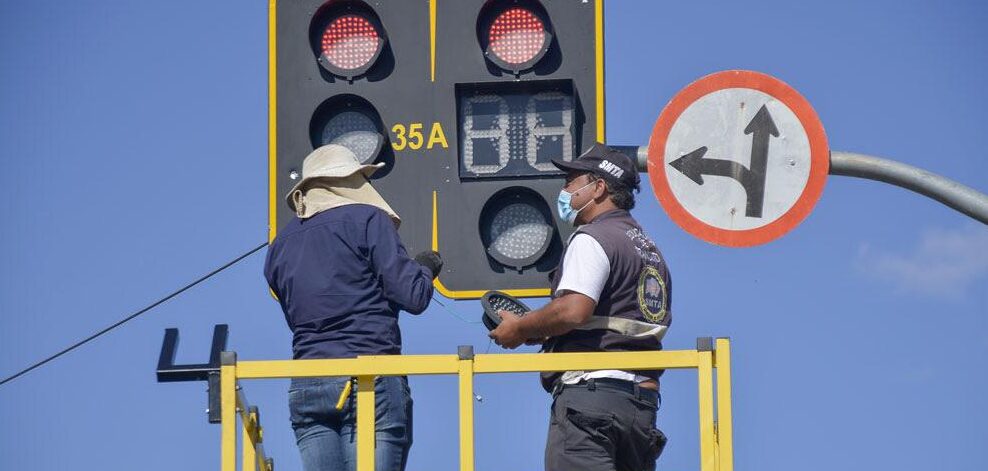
[457, 80, 578, 179]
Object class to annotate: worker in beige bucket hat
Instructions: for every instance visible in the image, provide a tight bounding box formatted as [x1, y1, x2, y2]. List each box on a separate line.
[285, 144, 401, 224]
[264, 144, 442, 471]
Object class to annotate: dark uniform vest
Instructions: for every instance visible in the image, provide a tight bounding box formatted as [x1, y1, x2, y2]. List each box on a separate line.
[541, 209, 672, 391]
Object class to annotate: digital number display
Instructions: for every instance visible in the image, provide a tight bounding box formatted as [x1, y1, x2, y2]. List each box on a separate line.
[457, 81, 578, 179]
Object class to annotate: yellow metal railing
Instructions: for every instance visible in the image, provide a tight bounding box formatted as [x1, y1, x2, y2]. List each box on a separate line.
[221, 337, 734, 471]
[233, 383, 274, 471]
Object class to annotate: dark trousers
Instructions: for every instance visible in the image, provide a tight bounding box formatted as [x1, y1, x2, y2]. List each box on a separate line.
[546, 378, 666, 471]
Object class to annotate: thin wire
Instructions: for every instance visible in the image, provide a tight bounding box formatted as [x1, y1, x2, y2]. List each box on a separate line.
[0, 241, 269, 387]
[431, 294, 481, 325]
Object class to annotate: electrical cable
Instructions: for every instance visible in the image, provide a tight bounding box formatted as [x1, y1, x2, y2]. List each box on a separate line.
[0, 241, 269, 387]
[431, 294, 481, 325]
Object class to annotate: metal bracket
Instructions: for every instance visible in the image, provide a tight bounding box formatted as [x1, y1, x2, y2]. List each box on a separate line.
[157, 324, 228, 382]
[156, 324, 229, 424]
[206, 371, 221, 423]
[458, 345, 475, 360]
[696, 337, 714, 352]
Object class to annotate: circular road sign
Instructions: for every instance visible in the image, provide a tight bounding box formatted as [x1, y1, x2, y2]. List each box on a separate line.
[648, 70, 829, 247]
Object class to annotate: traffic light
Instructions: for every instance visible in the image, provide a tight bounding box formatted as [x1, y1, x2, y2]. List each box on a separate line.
[270, 0, 604, 299]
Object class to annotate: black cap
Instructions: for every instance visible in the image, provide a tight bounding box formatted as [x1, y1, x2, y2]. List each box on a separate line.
[551, 143, 641, 192]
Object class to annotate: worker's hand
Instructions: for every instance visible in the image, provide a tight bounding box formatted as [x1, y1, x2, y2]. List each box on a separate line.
[414, 250, 443, 279]
[489, 310, 526, 349]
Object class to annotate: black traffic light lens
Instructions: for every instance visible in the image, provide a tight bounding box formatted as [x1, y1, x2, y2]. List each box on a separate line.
[310, 95, 385, 165]
[321, 14, 382, 71]
[480, 291, 532, 331]
[480, 187, 556, 271]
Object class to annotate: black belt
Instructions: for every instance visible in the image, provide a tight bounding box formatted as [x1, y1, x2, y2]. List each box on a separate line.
[553, 377, 660, 406]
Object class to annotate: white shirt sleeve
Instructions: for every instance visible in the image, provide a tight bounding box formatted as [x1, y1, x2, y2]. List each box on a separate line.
[554, 233, 610, 302]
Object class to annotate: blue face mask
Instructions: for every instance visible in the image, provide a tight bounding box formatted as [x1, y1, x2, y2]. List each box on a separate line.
[557, 181, 595, 226]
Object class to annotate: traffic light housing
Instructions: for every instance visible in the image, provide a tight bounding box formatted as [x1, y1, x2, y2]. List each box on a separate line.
[270, 0, 605, 299]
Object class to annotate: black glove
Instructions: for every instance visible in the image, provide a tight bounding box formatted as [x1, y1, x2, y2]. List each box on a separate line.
[414, 250, 443, 279]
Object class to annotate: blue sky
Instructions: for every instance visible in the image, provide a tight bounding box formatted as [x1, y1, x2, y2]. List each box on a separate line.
[1, 1, 986, 470]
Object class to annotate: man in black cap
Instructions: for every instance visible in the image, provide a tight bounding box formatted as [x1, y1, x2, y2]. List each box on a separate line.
[490, 143, 671, 471]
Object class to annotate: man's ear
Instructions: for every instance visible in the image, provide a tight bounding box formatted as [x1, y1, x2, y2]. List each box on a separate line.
[594, 179, 608, 201]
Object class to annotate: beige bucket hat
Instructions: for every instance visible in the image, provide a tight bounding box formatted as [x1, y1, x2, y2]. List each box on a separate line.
[285, 144, 384, 212]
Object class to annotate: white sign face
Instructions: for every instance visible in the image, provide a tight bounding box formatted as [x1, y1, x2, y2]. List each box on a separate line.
[648, 70, 829, 247]
[664, 89, 810, 231]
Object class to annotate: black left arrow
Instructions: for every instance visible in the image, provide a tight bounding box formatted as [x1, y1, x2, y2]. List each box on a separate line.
[668, 105, 779, 218]
[669, 146, 753, 187]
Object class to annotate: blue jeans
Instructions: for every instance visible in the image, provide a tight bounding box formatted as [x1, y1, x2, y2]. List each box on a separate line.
[289, 376, 413, 471]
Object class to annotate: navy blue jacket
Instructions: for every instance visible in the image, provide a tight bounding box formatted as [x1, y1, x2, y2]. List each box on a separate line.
[264, 204, 433, 359]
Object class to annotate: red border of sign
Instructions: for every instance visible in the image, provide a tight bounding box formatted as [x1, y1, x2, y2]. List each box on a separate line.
[648, 70, 829, 247]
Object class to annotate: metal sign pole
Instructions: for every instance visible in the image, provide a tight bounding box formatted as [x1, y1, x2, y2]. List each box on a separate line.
[829, 151, 988, 224]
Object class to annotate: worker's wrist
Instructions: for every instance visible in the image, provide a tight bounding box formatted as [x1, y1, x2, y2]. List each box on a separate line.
[517, 309, 546, 339]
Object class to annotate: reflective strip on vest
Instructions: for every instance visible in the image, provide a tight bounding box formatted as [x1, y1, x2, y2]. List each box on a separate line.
[573, 316, 669, 342]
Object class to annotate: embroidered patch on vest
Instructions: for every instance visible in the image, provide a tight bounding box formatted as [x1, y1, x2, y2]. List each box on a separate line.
[637, 266, 667, 323]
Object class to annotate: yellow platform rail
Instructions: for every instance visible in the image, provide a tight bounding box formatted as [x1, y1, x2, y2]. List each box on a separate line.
[221, 337, 734, 471]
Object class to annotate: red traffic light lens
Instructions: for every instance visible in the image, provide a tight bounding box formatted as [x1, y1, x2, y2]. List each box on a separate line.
[321, 14, 382, 71]
[487, 7, 548, 67]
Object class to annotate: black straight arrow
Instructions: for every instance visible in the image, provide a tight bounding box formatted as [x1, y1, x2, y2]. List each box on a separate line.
[669, 105, 779, 218]
[742, 105, 780, 217]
